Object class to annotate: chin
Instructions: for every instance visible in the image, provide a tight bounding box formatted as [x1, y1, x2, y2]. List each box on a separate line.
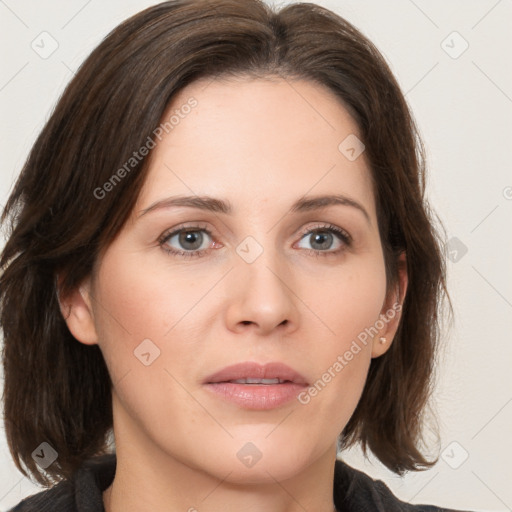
[209, 458, 306, 485]
[195, 437, 318, 485]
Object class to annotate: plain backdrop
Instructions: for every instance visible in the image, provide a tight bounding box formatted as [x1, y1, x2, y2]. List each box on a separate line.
[0, 1, 511, 511]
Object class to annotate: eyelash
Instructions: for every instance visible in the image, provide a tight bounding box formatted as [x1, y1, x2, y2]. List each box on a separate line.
[158, 222, 352, 260]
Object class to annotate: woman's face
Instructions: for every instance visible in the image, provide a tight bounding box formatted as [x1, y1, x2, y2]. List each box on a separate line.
[65, 77, 405, 483]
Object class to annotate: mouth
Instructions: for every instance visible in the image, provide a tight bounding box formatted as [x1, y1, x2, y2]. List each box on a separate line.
[223, 377, 292, 384]
[203, 361, 309, 385]
[203, 361, 309, 410]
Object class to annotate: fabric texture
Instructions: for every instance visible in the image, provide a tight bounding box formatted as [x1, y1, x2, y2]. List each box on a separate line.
[9, 453, 473, 511]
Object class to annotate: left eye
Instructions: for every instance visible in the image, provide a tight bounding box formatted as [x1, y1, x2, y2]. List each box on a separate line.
[296, 228, 345, 252]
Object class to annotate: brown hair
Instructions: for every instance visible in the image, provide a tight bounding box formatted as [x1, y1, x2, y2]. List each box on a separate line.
[1, 0, 450, 486]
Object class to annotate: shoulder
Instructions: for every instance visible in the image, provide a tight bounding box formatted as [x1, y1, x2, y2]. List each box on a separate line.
[334, 459, 473, 512]
[8, 453, 116, 512]
[8, 480, 75, 512]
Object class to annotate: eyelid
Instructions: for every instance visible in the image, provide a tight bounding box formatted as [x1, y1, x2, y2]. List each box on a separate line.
[159, 221, 351, 242]
[296, 222, 352, 244]
[158, 221, 352, 258]
[158, 221, 213, 240]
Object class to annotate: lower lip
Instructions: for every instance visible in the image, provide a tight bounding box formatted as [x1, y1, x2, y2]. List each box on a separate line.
[204, 382, 307, 410]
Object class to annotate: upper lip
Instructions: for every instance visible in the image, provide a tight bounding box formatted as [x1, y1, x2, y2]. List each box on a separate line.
[203, 362, 309, 385]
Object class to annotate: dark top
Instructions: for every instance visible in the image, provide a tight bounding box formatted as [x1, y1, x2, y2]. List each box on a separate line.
[9, 453, 473, 511]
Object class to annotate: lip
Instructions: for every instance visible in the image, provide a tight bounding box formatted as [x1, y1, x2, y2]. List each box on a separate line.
[203, 361, 309, 385]
[203, 362, 309, 410]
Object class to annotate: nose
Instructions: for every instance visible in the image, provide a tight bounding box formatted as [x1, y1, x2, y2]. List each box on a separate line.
[224, 247, 299, 336]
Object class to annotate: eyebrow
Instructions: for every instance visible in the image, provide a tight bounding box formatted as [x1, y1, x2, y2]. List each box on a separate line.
[138, 193, 371, 224]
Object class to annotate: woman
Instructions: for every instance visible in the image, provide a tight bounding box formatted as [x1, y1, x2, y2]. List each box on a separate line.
[1, 0, 472, 510]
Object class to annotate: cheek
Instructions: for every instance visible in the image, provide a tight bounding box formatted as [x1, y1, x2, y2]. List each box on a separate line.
[91, 233, 387, 431]
[88, 244, 187, 388]
[297, 255, 387, 417]
[89, 249, 208, 437]
[92, 245, 201, 345]
[93, 236, 387, 383]
[306, 254, 387, 344]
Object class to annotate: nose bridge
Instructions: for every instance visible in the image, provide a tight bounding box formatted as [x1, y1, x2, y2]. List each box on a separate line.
[228, 229, 297, 331]
[235, 231, 288, 294]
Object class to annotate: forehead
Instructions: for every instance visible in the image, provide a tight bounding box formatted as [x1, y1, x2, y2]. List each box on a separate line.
[136, 76, 375, 220]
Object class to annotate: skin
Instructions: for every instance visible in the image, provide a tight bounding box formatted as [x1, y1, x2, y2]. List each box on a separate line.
[60, 76, 407, 512]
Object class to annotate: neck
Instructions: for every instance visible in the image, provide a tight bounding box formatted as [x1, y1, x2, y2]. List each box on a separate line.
[103, 424, 339, 512]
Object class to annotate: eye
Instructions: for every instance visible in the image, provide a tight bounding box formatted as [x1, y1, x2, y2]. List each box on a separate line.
[158, 224, 215, 259]
[158, 222, 351, 260]
[295, 224, 351, 256]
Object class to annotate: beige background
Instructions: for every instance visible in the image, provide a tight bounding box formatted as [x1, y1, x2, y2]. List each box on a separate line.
[1, 1, 511, 511]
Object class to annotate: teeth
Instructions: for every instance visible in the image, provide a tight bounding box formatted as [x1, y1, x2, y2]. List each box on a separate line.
[230, 378, 284, 384]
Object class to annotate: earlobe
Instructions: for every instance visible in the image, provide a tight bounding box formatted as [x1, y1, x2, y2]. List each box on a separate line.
[371, 252, 408, 358]
[371, 334, 392, 358]
[56, 274, 99, 346]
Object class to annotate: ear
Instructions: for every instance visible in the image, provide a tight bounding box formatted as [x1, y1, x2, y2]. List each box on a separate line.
[371, 251, 408, 358]
[56, 273, 99, 346]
